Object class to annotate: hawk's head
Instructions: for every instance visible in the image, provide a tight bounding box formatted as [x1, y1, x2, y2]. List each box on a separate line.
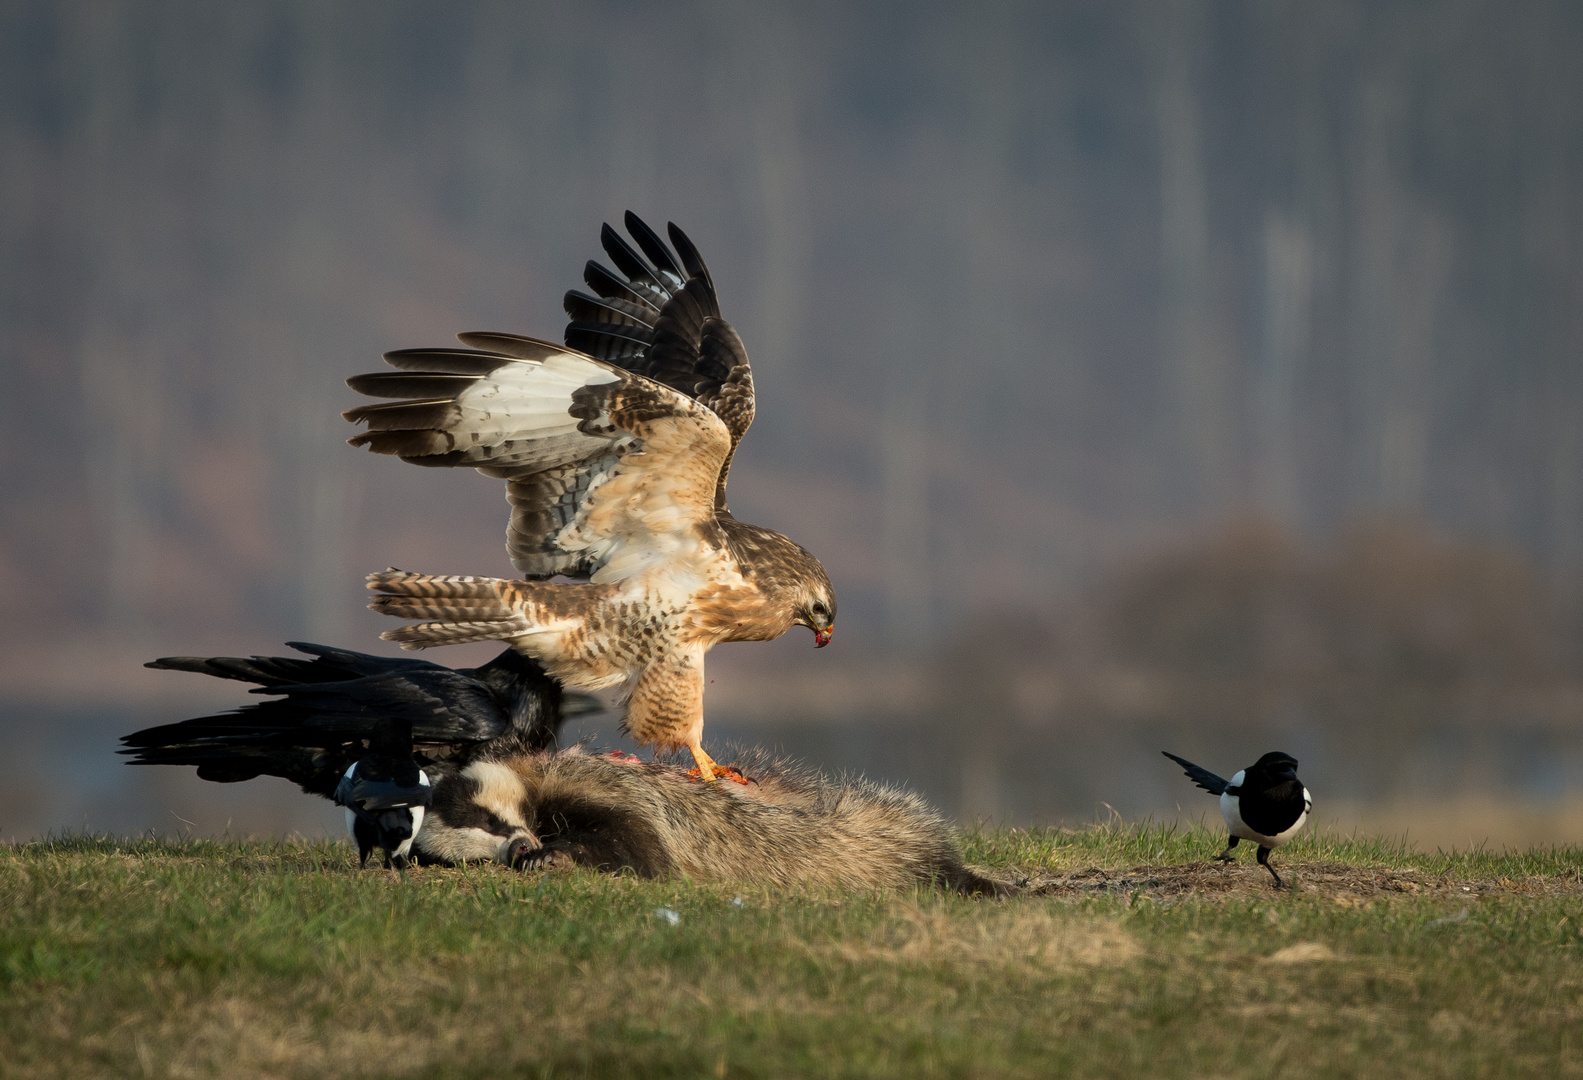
[790, 560, 836, 647]
[720, 519, 837, 646]
[796, 584, 837, 648]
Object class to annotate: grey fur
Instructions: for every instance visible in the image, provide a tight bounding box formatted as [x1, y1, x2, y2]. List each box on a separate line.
[416, 747, 1010, 895]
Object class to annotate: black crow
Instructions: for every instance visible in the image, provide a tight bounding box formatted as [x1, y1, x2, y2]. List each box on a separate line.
[334, 718, 431, 869]
[121, 642, 603, 799]
[1163, 750, 1311, 887]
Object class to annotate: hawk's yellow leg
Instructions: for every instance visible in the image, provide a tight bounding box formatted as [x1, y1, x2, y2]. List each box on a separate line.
[689, 744, 722, 783]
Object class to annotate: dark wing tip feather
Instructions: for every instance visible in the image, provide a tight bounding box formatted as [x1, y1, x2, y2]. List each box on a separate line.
[348, 428, 460, 458]
[146, 656, 205, 672]
[283, 641, 345, 659]
[562, 290, 658, 330]
[623, 212, 685, 286]
[566, 320, 655, 355]
[346, 372, 479, 400]
[144, 655, 302, 687]
[667, 222, 714, 290]
[600, 222, 667, 295]
[583, 260, 660, 311]
[454, 333, 567, 360]
[378, 348, 514, 376]
[560, 217, 753, 488]
[341, 399, 460, 430]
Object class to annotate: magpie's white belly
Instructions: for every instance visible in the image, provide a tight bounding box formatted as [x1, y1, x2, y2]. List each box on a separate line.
[1220, 781, 1311, 848]
[1218, 770, 1248, 838]
[393, 805, 425, 859]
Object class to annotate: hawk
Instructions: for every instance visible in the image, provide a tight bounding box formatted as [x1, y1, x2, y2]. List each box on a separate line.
[344, 213, 836, 781]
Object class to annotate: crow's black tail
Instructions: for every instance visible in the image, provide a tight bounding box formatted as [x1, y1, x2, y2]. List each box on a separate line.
[123, 642, 582, 799]
[121, 701, 368, 798]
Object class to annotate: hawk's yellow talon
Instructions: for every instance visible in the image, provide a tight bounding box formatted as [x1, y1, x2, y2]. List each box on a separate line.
[689, 745, 721, 783]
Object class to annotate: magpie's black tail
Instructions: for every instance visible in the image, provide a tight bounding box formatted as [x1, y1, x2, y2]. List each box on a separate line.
[1162, 751, 1230, 797]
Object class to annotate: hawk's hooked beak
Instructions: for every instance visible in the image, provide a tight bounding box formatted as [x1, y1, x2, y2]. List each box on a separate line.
[814, 625, 833, 648]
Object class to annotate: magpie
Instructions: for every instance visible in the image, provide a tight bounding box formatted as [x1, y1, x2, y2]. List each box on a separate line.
[1162, 750, 1311, 887]
[335, 717, 431, 869]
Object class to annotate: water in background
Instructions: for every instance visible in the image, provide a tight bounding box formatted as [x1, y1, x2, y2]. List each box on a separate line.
[9, 696, 1583, 852]
[9, 519, 1583, 851]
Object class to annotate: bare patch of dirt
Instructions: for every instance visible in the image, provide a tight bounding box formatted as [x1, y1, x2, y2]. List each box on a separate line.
[1015, 861, 1583, 899]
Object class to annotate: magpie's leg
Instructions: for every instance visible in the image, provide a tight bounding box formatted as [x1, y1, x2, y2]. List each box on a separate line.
[353, 820, 375, 869]
[1256, 845, 1284, 888]
[390, 853, 410, 871]
[382, 850, 394, 870]
[1213, 835, 1240, 862]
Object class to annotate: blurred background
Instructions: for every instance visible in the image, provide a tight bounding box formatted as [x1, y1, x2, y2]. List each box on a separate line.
[4, 0, 1583, 849]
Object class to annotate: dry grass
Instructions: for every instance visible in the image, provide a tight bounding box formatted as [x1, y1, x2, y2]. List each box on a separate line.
[3, 826, 1582, 1078]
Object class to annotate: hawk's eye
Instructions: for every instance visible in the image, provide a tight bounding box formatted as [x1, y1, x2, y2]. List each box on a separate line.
[812, 602, 828, 618]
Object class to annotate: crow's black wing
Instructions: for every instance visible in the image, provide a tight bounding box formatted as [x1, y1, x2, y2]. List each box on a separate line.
[127, 645, 587, 797]
[146, 641, 450, 689]
[122, 671, 509, 751]
[1162, 752, 1229, 797]
[269, 670, 509, 744]
[126, 651, 521, 797]
[142, 744, 349, 797]
[465, 647, 604, 748]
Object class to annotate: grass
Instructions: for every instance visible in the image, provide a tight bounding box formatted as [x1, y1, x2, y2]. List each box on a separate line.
[3, 823, 1582, 1079]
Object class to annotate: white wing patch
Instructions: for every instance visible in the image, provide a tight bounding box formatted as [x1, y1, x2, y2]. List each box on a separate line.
[457, 355, 626, 473]
[349, 343, 733, 584]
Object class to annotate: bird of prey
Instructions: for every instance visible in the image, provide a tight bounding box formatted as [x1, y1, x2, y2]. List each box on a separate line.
[344, 213, 837, 781]
[1163, 750, 1312, 887]
[335, 718, 431, 870]
[121, 641, 601, 797]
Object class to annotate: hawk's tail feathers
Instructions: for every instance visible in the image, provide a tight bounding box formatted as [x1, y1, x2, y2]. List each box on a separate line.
[367, 569, 513, 601]
[367, 570, 531, 650]
[369, 594, 521, 620]
[380, 618, 534, 651]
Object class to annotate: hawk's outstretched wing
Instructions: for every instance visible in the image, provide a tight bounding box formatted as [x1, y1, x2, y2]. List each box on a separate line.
[345, 342, 730, 581]
[563, 213, 753, 511]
